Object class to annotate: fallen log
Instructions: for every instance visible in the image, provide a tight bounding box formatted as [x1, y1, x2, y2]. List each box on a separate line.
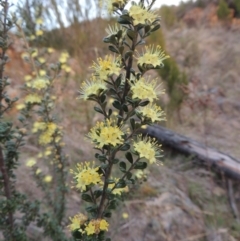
[141, 125, 240, 180]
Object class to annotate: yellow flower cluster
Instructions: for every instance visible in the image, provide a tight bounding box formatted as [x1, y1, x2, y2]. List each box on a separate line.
[68, 213, 88, 231]
[26, 77, 50, 90]
[79, 76, 107, 100]
[130, 76, 163, 102]
[137, 103, 165, 123]
[71, 162, 102, 192]
[25, 158, 36, 167]
[133, 135, 162, 164]
[85, 219, 109, 235]
[129, 4, 157, 25]
[68, 214, 109, 236]
[88, 119, 124, 148]
[91, 55, 121, 80]
[32, 121, 58, 145]
[25, 94, 42, 104]
[59, 51, 69, 64]
[136, 45, 170, 68]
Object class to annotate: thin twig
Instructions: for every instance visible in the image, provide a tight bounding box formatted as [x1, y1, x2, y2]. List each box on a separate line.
[227, 179, 240, 223]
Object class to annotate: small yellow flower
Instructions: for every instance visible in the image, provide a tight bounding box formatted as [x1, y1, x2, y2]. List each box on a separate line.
[91, 55, 121, 80]
[122, 212, 129, 219]
[135, 45, 169, 68]
[36, 168, 41, 175]
[39, 70, 46, 76]
[32, 122, 46, 133]
[28, 77, 49, 90]
[31, 77, 50, 90]
[133, 135, 162, 164]
[21, 52, 29, 59]
[105, 23, 126, 37]
[29, 35, 35, 40]
[47, 47, 54, 53]
[31, 49, 38, 58]
[134, 170, 148, 179]
[87, 119, 124, 148]
[38, 57, 46, 64]
[36, 18, 43, 25]
[130, 76, 163, 102]
[44, 175, 52, 182]
[26, 158, 36, 167]
[36, 29, 43, 36]
[59, 52, 69, 63]
[85, 219, 109, 236]
[71, 162, 102, 192]
[16, 103, 25, 110]
[25, 94, 42, 104]
[24, 75, 32, 82]
[137, 103, 165, 122]
[68, 213, 88, 231]
[129, 4, 158, 25]
[79, 77, 107, 101]
[44, 149, 52, 156]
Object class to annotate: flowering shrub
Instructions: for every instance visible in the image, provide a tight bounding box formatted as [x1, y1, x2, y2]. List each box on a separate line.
[68, 1, 168, 240]
[0, 0, 168, 240]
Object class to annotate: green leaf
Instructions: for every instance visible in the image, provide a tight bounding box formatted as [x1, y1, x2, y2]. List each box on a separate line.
[109, 45, 119, 54]
[98, 155, 107, 162]
[126, 172, 132, 180]
[151, 24, 160, 32]
[112, 100, 122, 110]
[117, 29, 123, 39]
[136, 39, 145, 46]
[116, 179, 126, 188]
[144, 25, 151, 34]
[94, 106, 103, 114]
[125, 152, 133, 164]
[108, 108, 112, 117]
[108, 200, 117, 210]
[122, 104, 128, 112]
[139, 100, 150, 106]
[127, 29, 136, 41]
[112, 158, 119, 164]
[120, 143, 130, 151]
[107, 179, 115, 184]
[100, 94, 106, 103]
[124, 51, 133, 60]
[104, 211, 112, 218]
[94, 190, 102, 199]
[81, 194, 93, 203]
[134, 162, 147, 170]
[118, 16, 132, 24]
[115, 75, 122, 87]
[130, 118, 135, 130]
[119, 161, 126, 172]
[85, 205, 98, 215]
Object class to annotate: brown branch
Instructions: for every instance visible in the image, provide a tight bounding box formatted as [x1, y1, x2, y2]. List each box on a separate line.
[141, 124, 240, 180]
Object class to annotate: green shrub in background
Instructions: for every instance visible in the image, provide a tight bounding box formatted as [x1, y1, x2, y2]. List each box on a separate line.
[149, 29, 188, 121]
[159, 5, 176, 29]
[234, 0, 240, 17]
[217, 0, 231, 20]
